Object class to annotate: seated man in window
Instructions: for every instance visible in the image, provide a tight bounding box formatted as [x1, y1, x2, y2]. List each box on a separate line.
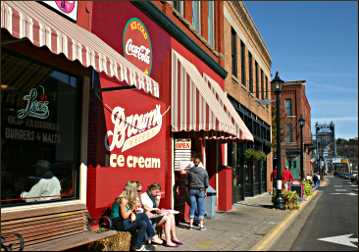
[20, 160, 61, 202]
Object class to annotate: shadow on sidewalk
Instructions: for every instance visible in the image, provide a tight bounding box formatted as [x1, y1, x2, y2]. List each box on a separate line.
[235, 202, 275, 209]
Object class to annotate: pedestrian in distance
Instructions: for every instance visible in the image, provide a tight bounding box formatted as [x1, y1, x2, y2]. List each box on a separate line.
[282, 167, 294, 191]
[187, 157, 209, 231]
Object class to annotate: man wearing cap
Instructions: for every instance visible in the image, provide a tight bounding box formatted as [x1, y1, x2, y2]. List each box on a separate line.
[20, 160, 61, 202]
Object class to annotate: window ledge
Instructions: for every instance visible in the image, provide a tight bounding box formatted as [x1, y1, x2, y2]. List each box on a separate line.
[172, 8, 220, 57]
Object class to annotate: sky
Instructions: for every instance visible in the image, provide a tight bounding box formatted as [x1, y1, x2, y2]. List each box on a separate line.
[244, 1, 358, 139]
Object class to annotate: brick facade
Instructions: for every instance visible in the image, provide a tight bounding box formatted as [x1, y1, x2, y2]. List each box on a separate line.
[274, 80, 313, 179]
[223, 1, 273, 196]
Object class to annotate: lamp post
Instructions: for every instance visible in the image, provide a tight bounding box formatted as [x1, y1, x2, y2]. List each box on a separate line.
[272, 71, 285, 210]
[299, 116, 305, 181]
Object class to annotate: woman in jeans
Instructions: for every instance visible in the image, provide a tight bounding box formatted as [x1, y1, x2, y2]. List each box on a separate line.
[187, 157, 209, 230]
[141, 183, 183, 247]
[111, 182, 162, 251]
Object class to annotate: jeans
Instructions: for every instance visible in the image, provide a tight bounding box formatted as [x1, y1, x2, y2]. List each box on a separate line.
[112, 213, 155, 249]
[189, 188, 206, 220]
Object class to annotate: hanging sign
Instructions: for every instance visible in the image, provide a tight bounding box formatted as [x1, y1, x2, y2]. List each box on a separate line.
[42, 1, 78, 21]
[122, 18, 152, 75]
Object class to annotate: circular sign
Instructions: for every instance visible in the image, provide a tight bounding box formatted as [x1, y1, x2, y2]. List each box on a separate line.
[55, 1, 75, 13]
[122, 18, 152, 75]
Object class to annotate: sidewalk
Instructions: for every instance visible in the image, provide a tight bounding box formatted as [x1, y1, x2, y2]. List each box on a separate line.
[157, 193, 289, 251]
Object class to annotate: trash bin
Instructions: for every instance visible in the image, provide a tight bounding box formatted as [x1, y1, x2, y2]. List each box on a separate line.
[205, 185, 216, 219]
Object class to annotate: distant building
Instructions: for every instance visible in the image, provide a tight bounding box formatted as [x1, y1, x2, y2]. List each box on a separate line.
[272, 80, 313, 179]
[315, 122, 336, 172]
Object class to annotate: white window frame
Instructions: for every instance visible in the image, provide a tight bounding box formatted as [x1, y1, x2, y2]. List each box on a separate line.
[172, 0, 184, 16]
[192, 1, 201, 34]
[1, 76, 90, 214]
[208, 1, 215, 48]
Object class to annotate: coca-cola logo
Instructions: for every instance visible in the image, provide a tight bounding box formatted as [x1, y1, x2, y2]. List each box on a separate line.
[123, 18, 152, 75]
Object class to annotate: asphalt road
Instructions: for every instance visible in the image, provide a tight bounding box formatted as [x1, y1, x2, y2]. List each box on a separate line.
[272, 175, 358, 251]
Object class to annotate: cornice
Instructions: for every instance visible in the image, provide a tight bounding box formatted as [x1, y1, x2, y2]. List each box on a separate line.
[230, 1, 271, 67]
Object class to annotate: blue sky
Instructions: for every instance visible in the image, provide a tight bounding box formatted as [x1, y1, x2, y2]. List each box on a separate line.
[244, 1, 358, 139]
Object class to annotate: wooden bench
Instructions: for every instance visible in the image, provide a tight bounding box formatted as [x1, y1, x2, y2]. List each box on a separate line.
[1, 204, 127, 251]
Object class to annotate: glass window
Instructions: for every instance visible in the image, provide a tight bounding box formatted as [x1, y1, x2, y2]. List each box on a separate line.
[248, 53, 253, 93]
[255, 62, 259, 98]
[231, 27, 237, 77]
[192, 1, 201, 34]
[173, 0, 184, 16]
[285, 99, 293, 116]
[1, 50, 81, 207]
[286, 124, 294, 143]
[208, 1, 215, 48]
[265, 76, 268, 99]
[240, 41, 246, 86]
[261, 69, 264, 100]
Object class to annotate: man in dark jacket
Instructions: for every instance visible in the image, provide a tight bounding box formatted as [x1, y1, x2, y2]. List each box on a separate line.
[187, 157, 209, 231]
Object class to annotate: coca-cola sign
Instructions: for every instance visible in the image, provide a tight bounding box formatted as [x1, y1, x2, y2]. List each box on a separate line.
[123, 18, 152, 75]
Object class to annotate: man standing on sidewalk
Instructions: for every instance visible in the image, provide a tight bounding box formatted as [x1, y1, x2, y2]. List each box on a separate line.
[187, 157, 209, 231]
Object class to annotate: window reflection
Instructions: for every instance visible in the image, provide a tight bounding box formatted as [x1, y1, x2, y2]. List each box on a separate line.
[1, 50, 81, 206]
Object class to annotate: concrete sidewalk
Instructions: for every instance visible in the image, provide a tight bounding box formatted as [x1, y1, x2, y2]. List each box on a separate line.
[157, 193, 289, 251]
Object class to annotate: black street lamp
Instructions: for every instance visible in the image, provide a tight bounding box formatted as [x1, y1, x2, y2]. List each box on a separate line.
[299, 116, 305, 181]
[272, 71, 285, 210]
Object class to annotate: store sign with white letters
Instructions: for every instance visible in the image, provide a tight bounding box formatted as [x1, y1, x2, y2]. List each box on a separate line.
[17, 85, 50, 120]
[104, 104, 162, 169]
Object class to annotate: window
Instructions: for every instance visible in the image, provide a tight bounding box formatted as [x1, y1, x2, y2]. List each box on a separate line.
[1, 50, 81, 207]
[255, 61, 259, 98]
[248, 52, 253, 93]
[231, 27, 237, 77]
[261, 69, 264, 100]
[286, 124, 294, 143]
[285, 99, 293, 116]
[192, 1, 201, 34]
[265, 76, 268, 99]
[208, 1, 215, 48]
[240, 41, 246, 86]
[173, 0, 184, 16]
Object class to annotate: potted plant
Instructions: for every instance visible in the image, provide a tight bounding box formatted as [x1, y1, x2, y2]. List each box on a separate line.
[283, 190, 299, 210]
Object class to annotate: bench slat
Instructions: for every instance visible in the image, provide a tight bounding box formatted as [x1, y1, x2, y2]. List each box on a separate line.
[26, 231, 118, 251]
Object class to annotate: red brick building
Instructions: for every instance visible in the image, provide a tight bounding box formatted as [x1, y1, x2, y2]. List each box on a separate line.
[273, 80, 313, 179]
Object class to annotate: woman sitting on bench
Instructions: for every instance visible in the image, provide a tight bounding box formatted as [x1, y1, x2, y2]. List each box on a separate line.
[141, 183, 183, 247]
[111, 182, 162, 251]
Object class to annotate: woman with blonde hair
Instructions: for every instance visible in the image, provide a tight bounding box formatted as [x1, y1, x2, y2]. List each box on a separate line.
[111, 181, 162, 251]
[141, 183, 183, 247]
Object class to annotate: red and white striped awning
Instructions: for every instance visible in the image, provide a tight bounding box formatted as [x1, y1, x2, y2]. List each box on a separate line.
[203, 74, 254, 141]
[171, 50, 253, 141]
[1, 1, 159, 98]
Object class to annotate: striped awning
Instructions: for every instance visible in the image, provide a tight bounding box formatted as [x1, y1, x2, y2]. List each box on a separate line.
[203, 74, 254, 141]
[1, 1, 159, 98]
[171, 49, 253, 141]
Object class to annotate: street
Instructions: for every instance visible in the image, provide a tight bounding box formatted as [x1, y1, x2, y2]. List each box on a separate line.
[271, 176, 358, 251]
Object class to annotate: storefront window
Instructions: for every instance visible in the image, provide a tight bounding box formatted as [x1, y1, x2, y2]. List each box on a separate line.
[1, 50, 81, 207]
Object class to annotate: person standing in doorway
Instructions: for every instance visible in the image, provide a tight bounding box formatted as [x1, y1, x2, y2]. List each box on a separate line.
[187, 157, 209, 231]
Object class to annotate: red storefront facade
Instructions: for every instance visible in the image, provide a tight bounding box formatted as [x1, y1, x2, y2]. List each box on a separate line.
[86, 2, 173, 222]
[84, 1, 254, 224]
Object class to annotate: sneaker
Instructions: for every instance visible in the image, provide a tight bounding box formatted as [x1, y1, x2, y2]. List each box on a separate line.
[188, 224, 193, 230]
[199, 225, 207, 231]
[134, 245, 148, 251]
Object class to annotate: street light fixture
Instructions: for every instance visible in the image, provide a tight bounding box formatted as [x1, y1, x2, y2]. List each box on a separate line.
[299, 116, 305, 181]
[272, 71, 285, 210]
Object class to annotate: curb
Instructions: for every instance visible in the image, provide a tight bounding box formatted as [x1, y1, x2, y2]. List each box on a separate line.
[249, 190, 320, 251]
